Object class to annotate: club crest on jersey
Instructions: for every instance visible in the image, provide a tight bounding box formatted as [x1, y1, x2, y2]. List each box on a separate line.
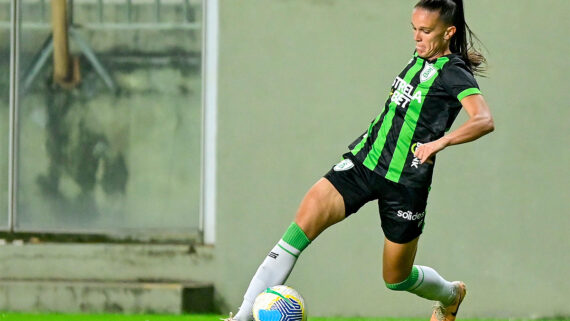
[420, 63, 437, 82]
[334, 159, 354, 171]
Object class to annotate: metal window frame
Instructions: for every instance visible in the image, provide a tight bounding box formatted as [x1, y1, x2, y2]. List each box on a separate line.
[7, 0, 21, 233]
[2, 0, 218, 245]
[200, 0, 218, 245]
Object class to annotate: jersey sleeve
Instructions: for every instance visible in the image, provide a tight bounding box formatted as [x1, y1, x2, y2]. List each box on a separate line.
[440, 61, 481, 101]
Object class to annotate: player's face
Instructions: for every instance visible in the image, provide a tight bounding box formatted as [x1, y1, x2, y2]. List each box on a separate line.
[411, 8, 455, 60]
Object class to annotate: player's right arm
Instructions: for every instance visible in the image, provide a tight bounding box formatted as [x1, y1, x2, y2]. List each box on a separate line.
[414, 94, 494, 164]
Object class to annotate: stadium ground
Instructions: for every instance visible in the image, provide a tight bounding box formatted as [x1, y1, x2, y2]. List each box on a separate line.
[0, 314, 568, 321]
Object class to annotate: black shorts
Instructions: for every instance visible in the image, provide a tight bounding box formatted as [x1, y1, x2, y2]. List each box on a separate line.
[324, 153, 429, 244]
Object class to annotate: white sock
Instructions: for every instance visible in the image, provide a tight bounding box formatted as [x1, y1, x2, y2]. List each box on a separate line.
[233, 240, 301, 321]
[407, 265, 457, 306]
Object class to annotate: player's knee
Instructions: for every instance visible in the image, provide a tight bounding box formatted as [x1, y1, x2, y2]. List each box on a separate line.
[295, 180, 344, 240]
[383, 272, 411, 291]
[384, 280, 407, 291]
[298, 190, 332, 222]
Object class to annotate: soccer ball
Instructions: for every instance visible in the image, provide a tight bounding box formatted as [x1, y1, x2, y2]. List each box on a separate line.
[252, 285, 306, 321]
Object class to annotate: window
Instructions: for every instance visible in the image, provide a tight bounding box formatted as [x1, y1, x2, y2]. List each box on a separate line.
[1, 0, 216, 243]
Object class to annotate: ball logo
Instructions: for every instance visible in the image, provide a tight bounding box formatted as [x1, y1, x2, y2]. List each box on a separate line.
[262, 298, 303, 321]
[333, 159, 354, 172]
[254, 285, 305, 321]
[420, 63, 437, 82]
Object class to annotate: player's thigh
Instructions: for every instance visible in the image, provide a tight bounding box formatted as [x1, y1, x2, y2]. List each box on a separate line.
[376, 178, 428, 283]
[294, 178, 345, 241]
[296, 156, 380, 240]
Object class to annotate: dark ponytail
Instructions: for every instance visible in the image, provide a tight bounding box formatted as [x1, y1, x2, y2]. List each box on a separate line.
[415, 0, 487, 75]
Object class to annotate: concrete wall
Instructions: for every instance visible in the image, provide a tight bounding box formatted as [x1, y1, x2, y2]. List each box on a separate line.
[0, 0, 568, 319]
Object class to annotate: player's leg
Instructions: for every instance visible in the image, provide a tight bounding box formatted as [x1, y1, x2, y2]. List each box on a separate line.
[378, 181, 465, 321]
[383, 237, 465, 320]
[382, 236, 456, 302]
[382, 236, 419, 285]
[294, 177, 345, 240]
[231, 178, 345, 321]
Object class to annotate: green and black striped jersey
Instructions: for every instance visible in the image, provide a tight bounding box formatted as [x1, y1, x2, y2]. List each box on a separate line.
[349, 52, 481, 187]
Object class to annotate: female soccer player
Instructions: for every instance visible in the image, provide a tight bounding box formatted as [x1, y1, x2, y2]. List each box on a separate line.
[228, 1, 494, 320]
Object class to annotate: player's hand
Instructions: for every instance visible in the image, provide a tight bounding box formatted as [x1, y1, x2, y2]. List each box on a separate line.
[414, 139, 447, 164]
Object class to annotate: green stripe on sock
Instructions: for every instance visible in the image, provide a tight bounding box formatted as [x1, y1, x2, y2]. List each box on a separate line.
[277, 243, 299, 258]
[409, 266, 425, 291]
[385, 266, 419, 291]
[282, 222, 310, 252]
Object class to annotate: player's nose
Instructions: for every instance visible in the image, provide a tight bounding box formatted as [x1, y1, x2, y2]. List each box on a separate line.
[414, 31, 421, 42]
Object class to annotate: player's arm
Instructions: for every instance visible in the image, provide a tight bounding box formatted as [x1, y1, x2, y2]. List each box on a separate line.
[414, 94, 494, 164]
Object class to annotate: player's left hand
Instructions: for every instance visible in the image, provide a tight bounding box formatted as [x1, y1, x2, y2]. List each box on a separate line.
[414, 139, 447, 164]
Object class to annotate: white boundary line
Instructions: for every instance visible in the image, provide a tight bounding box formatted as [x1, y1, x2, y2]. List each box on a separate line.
[200, 0, 218, 245]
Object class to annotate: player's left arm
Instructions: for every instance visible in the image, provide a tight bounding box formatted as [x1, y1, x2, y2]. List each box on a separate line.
[414, 94, 494, 164]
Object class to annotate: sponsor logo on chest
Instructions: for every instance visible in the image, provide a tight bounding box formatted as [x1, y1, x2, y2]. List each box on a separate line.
[390, 62, 438, 109]
[390, 77, 422, 109]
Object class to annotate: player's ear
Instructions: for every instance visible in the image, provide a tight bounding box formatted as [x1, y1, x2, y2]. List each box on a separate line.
[444, 25, 456, 40]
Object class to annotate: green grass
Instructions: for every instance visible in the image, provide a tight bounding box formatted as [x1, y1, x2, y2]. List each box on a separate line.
[0, 315, 567, 321]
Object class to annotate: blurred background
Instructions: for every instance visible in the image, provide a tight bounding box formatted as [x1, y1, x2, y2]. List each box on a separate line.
[0, 0, 568, 319]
